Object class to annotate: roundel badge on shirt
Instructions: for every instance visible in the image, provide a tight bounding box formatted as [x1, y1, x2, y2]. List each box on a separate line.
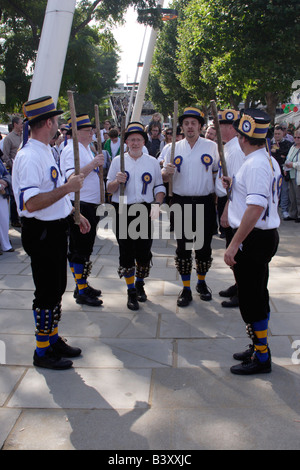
[50, 166, 59, 188]
[174, 156, 183, 172]
[201, 154, 213, 171]
[141, 172, 152, 195]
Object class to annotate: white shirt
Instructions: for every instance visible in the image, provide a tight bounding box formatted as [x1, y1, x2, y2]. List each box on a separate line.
[215, 136, 246, 197]
[107, 152, 166, 204]
[228, 148, 281, 230]
[60, 141, 101, 205]
[12, 138, 72, 221]
[163, 137, 219, 196]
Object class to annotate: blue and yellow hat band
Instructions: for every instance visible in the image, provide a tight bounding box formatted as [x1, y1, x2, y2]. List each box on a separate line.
[67, 114, 92, 129]
[218, 109, 240, 123]
[179, 107, 205, 125]
[126, 123, 145, 133]
[238, 114, 269, 139]
[23, 96, 62, 124]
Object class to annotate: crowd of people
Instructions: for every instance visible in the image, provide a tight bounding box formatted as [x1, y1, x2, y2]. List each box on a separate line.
[1, 95, 300, 377]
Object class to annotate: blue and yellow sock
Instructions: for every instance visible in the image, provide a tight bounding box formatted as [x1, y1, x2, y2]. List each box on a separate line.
[35, 332, 50, 357]
[124, 270, 135, 290]
[181, 274, 191, 290]
[253, 316, 269, 362]
[73, 263, 88, 295]
[197, 273, 206, 285]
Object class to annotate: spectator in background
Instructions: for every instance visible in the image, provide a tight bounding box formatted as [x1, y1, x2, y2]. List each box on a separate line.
[101, 120, 111, 144]
[104, 128, 123, 159]
[0, 158, 14, 254]
[271, 125, 293, 220]
[2, 116, 23, 227]
[146, 123, 165, 158]
[280, 121, 294, 143]
[205, 125, 217, 142]
[284, 128, 300, 222]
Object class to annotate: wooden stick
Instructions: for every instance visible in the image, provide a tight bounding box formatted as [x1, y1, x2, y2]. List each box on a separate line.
[168, 101, 178, 197]
[94, 104, 105, 204]
[210, 100, 229, 197]
[119, 116, 126, 197]
[67, 90, 81, 225]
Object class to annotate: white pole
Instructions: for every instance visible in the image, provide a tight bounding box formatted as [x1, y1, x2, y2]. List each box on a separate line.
[131, 0, 164, 122]
[126, 26, 148, 126]
[29, 0, 76, 105]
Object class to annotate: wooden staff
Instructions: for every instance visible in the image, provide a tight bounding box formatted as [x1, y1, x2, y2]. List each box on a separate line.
[168, 101, 178, 197]
[94, 104, 105, 204]
[119, 116, 126, 197]
[210, 99, 229, 197]
[67, 90, 81, 225]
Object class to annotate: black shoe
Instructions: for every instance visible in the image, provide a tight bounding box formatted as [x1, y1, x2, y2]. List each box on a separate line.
[51, 336, 81, 358]
[221, 295, 239, 308]
[74, 284, 101, 299]
[196, 282, 212, 301]
[76, 292, 103, 306]
[177, 288, 193, 307]
[33, 348, 73, 370]
[295, 218, 300, 223]
[127, 288, 139, 310]
[219, 284, 237, 298]
[135, 281, 147, 302]
[230, 354, 271, 375]
[233, 344, 254, 361]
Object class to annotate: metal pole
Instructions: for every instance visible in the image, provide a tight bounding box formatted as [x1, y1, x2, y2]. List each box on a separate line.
[131, 0, 164, 122]
[29, 0, 76, 104]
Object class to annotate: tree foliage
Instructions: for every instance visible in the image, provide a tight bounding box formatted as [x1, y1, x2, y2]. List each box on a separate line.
[0, 0, 159, 118]
[148, 0, 300, 122]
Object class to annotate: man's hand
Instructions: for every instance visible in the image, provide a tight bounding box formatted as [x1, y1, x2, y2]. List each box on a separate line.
[66, 173, 84, 193]
[79, 213, 91, 234]
[93, 154, 105, 168]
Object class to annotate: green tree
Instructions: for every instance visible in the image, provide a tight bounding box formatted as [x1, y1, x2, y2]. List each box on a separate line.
[150, 0, 300, 122]
[147, 0, 194, 118]
[0, 0, 159, 118]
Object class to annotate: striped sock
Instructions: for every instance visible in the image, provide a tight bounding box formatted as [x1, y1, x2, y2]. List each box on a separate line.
[124, 268, 135, 290]
[253, 317, 269, 362]
[35, 332, 50, 357]
[181, 274, 191, 290]
[73, 263, 88, 295]
[197, 273, 206, 284]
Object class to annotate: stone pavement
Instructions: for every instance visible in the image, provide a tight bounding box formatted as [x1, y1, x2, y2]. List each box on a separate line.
[1, 212, 300, 451]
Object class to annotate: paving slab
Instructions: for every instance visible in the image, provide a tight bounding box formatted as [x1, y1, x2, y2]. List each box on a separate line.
[1, 219, 300, 451]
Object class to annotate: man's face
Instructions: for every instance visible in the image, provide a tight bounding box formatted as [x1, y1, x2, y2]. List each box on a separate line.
[182, 118, 201, 140]
[274, 128, 284, 142]
[126, 133, 145, 153]
[205, 127, 217, 141]
[77, 126, 93, 145]
[14, 118, 23, 134]
[151, 127, 160, 138]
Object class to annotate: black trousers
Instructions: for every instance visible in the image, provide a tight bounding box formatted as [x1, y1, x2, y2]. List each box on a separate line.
[233, 228, 279, 324]
[21, 217, 70, 310]
[68, 201, 99, 264]
[172, 193, 216, 261]
[112, 202, 153, 268]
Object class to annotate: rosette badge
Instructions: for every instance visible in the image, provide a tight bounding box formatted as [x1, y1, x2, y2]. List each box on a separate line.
[201, 154, 213, 171]
[141, 172, 152, 195]
[50, 166, 59, 188]
[174, 156, 183, 172]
